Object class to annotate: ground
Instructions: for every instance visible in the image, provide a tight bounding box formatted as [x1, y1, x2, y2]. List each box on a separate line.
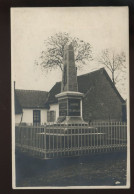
[15, 151, 127, 187]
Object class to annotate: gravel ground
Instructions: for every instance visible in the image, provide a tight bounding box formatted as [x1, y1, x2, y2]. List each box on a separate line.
[15, 151, 127, 187]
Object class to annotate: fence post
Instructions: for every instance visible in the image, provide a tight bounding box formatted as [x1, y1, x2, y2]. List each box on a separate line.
[74, 127, 76, 155]
[124, 122, 127, 149]
[48, 125, 50, 158]
[71, 127, 72, 156]
[91, 125, 92, 153]
[30, 125, 32, 155]
[110, 122, 112, 151]
[103, 122, 105, 152]
[88, 126, 89, 154]
[35, 126, 37, 156]
[81, 126, 82, 155]
[56, 127, 58, 157]
[99, 122, 101, 153]
[53, 125, 54, 158]
[105, 122, 107, 152]
[44, 126, 46, 159]
[33, 126, 35, 155]
[64, 125, 65, 156]
[78, 127, 79, 155]
[20, 126, 23, 151]
[114, 122, 116, 149]
[119, 121, 120, 149]
[39, 125, 41, 157]
[60, 125, 62, 157]
[96, 124, 98, 153]
[98, 122, 101, 153]
[67, 127, 69, 156]
[93, 122, 95, 153]
[36, 125, 38, 156]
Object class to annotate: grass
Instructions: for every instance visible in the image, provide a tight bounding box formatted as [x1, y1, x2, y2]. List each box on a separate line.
[15, 150, 127, 187]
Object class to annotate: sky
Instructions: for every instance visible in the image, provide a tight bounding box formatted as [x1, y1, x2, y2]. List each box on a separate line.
[11, 7, 129, 99]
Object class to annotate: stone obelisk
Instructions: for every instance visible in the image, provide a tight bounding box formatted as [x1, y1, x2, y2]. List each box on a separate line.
[61, 44, 78, 92]
[55, 43, 87, 125]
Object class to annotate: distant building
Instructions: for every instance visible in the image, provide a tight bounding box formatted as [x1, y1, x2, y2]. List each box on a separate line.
[15, 68, 126, 125]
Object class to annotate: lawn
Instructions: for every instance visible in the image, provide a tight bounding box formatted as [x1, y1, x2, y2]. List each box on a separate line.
[15, 150, 127, 187]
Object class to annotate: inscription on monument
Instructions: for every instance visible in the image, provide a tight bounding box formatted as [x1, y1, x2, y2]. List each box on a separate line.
[68, 99, 80, 116]
[59, 99, 67, 116]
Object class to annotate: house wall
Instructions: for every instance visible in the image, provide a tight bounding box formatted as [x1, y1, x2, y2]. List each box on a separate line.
[49, 104, 59, 121]
[21, 109, 32, 124]
[41, 109, 48, 124]
[82, 73, 123, 122]
[15, 114, 22, 124]
[15, 108, 48, 124]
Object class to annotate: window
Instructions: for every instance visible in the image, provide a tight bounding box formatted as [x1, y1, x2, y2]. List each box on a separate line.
[33, 110, 41, 125]
[47, 111, 56, 122]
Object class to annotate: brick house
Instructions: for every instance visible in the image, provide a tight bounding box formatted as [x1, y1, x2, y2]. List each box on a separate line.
[15, 68, 126, 125]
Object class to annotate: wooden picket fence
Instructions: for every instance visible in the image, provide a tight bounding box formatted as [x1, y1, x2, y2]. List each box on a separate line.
[15, 122, 127, 159]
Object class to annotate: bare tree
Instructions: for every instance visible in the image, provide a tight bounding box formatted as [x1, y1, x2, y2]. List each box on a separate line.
[36, 32, 92, 72]
[98, 49, 126, 85]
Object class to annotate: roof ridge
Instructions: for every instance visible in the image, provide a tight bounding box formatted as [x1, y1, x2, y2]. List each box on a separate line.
[77, 67, 104, 78]
[47, 67, 125, 104]
[50, 68, 105, 86]
[15, 89, 48, 93]
[102, 69, 125, 103]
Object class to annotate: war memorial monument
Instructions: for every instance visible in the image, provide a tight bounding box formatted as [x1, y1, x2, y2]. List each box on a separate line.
[56, 43, 88, 126]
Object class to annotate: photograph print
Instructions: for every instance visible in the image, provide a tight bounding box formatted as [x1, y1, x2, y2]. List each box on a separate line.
[11, 7, 130, 189]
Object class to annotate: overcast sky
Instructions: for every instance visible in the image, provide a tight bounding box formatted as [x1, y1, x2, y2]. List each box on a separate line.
[11, 7, 129, 99]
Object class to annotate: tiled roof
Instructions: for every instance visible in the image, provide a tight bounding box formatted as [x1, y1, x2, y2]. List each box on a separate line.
[15, 89, 49, 109]
[15, 91, 22, 114]
[47, 68, 125, 104]
[15, 68, 125, 113]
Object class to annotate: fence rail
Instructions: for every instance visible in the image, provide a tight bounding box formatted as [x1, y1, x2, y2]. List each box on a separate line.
[15, 122, 127, 159]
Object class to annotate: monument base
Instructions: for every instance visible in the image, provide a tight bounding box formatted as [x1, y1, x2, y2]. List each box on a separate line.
[55, 91, 88, 126]
[57, 116, 88, 126]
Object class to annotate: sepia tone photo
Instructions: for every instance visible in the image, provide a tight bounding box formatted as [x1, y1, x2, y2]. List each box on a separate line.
[11, 7, 130, 189]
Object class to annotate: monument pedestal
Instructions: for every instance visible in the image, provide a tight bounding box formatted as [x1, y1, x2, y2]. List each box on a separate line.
[56, 91, 88, 126]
